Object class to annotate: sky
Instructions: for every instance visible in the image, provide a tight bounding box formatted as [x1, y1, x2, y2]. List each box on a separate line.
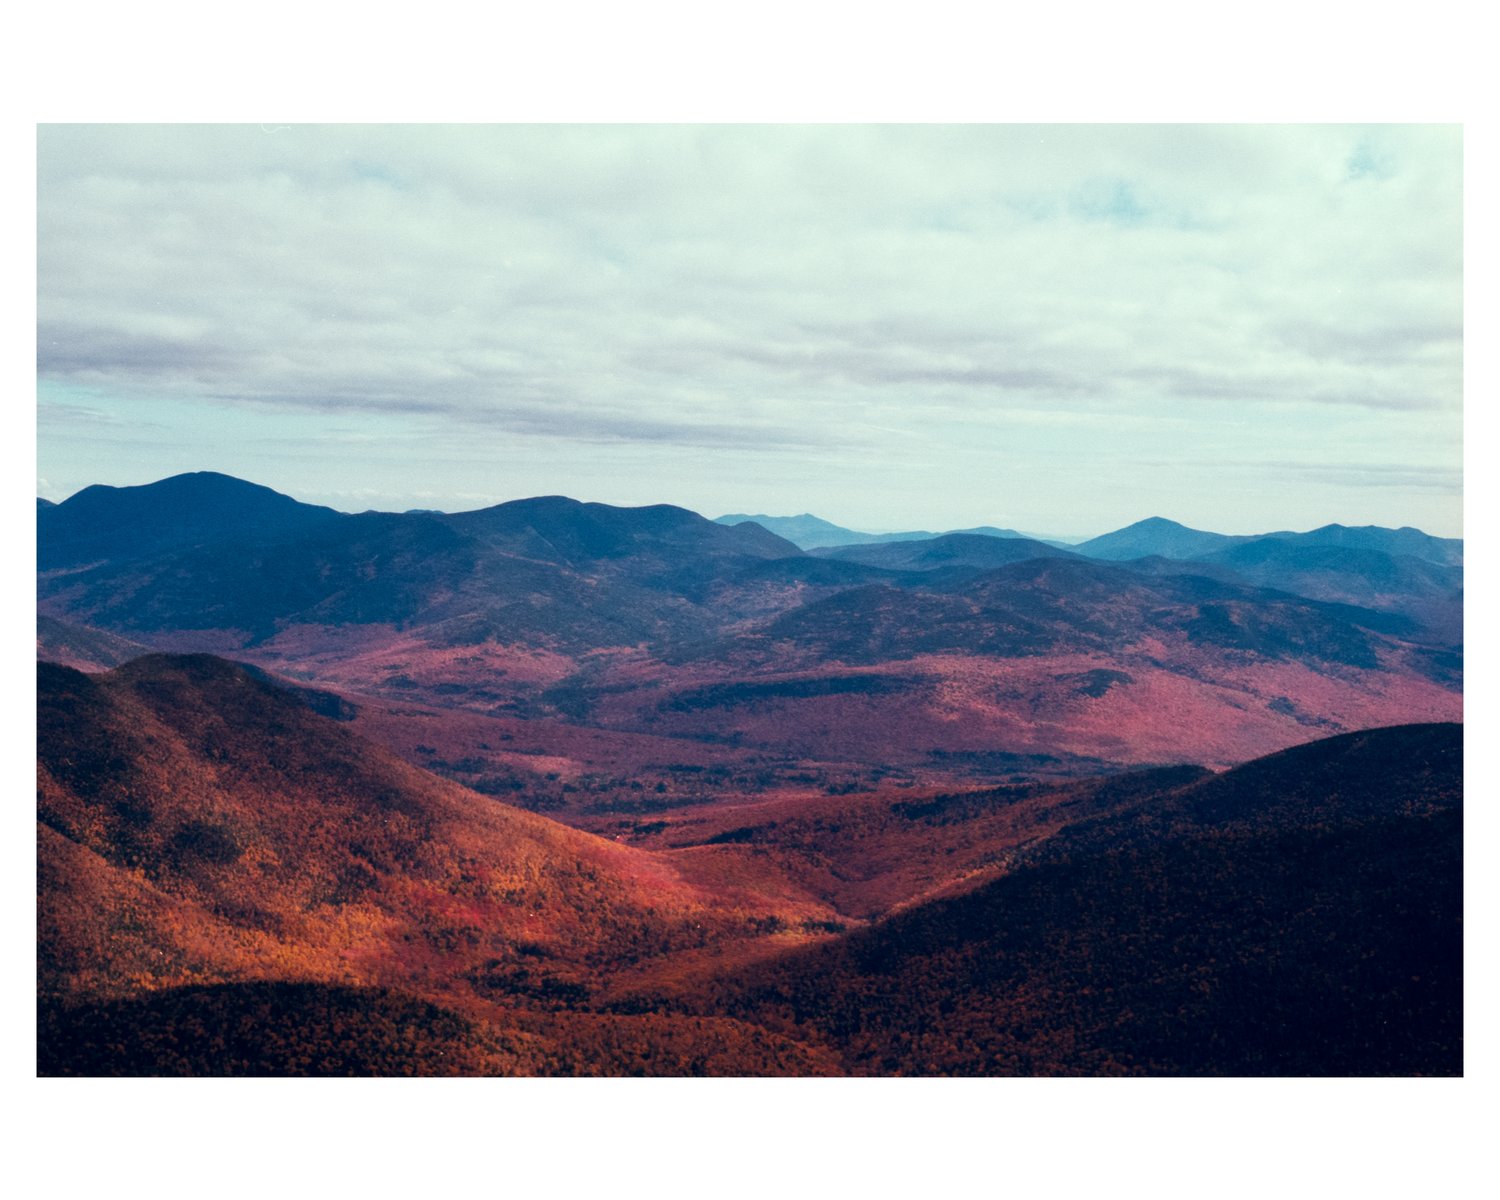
[36, 123, 1464, 537]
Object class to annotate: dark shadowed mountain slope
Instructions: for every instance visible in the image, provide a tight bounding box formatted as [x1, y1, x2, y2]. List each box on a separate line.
[1014, 721, 1461, 866]
[39, 982, 529, 1076]
[675, 723, 1461, 1075]
[38, 979, 835, 1077]
[38, 471, 343, 570]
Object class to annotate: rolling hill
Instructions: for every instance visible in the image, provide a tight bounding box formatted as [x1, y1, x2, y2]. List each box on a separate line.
[37, 653, 850, 1075]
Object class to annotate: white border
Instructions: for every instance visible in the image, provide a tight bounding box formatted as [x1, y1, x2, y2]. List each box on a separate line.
[10, 5, 1493, 1197]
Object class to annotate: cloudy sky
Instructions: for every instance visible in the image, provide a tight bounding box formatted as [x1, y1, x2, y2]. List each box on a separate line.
[36, 123, 1462, 537]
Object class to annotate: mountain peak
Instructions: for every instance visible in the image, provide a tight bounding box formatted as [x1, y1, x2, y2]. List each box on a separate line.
[1073, 517, 1231, 561]
[39, 472, 342, 570]
[450, 494, 802, 563]
[1126, 516, 1196, 532]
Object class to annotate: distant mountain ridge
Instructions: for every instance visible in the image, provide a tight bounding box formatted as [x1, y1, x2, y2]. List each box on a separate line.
[37, 473, 805, 652]
[39, 474, 1448, 672]
[1073, 516, 1240, 561]
[43, 479, 1456, 567]
[1265, 522, 1463, 567]
[720, 510, 1458, 582]
[36, 472, 1460, 783]
[1060, 517, 1462, 636]
[715, 513, 1047, 550]
[1070, 515, 1461, 568]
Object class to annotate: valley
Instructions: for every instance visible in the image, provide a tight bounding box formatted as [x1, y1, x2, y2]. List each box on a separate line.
[35, 474, 1465, 1075]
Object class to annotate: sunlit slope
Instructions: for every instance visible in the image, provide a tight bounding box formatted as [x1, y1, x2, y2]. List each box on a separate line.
[37, 654, 830, 1005]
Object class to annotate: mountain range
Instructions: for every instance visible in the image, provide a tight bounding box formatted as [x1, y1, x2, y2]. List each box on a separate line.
[714, 512, 1056, 549]
[38, 474, 1460, 789]
[36, 472, 1463, 1074]
[714, 509, 1462, 568]
[1072, 514, 1462, 566]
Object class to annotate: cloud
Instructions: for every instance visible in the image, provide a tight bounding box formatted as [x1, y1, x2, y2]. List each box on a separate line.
[35, 124, 1463, 533]
[1261, 461, 1461, 492]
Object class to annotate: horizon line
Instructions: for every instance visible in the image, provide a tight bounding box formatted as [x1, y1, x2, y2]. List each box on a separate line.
[36, 469, 1465, 543]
